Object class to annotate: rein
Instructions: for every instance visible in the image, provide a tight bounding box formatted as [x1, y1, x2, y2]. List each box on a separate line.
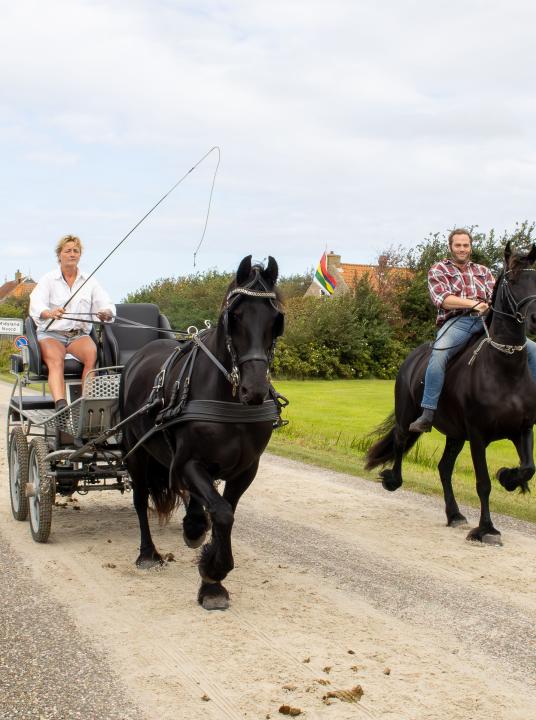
[468, 268, 536, 366]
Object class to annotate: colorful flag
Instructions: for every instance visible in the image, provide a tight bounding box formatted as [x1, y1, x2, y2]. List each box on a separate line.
[313, 252, 337, 295]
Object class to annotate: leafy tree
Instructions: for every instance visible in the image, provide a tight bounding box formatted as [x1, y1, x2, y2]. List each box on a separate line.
[0, 292, 30, 318]
[125, 270, 232, 330]
[278, 270, 314, 300]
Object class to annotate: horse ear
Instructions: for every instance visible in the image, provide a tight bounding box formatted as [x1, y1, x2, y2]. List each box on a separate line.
[504, 241, 512, 266]
[236, 255, 252, 285]
[261, 256, 279, 285]
[527, 243, 536, 265]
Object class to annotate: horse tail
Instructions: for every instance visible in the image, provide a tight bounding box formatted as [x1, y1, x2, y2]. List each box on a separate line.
[148, 447, 187, 523]
[364, 412, 420, 470]
[149, 481, 184, 523]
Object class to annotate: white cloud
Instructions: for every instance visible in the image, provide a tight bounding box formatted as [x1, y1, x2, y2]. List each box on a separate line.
[2, 0, 536, 300]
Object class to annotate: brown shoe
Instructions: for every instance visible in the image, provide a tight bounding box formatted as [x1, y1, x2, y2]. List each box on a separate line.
[408, 409, 434, 433]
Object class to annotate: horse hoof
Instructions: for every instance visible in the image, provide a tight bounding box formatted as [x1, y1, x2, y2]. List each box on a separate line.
[198, 582, 230, 610]
[448, 514, 468, 527]
[381, 478, 402, 492]
[136, 555, 164, 569]
[183, 529, 207, 549]
[202, 594, 230, 611]
[466, 528, 502, 545]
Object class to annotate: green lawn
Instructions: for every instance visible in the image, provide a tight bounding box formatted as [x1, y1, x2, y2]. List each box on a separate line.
[269, 379, 536, 524]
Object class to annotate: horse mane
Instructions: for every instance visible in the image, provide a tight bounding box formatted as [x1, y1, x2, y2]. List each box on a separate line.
[486, 269, 502, 327]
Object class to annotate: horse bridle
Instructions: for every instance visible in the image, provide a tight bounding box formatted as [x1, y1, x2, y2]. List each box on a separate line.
[493, 268, 536, 324]
[468, 266, 536, 365]
[221, 270, 284, 392]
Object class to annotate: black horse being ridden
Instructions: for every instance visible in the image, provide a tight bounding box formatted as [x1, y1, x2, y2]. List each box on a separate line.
[119, 256, 284, 609]
[366, 243, 536, 544]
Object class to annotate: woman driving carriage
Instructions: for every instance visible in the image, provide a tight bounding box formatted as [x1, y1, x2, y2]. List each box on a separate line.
[29, 235, 115, 411]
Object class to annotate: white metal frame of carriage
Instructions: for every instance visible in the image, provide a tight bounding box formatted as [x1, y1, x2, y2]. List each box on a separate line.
[6, 302, 174, 543]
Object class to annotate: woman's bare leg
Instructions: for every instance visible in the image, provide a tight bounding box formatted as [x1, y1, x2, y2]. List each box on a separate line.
[67, 335, 97, 388]
[39, 339, 67, 402]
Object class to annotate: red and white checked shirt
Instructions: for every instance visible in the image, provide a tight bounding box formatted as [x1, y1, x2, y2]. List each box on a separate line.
[428, 259, 495, 326]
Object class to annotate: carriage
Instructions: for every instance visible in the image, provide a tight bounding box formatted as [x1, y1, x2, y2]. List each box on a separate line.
[6, 303, 174, 543]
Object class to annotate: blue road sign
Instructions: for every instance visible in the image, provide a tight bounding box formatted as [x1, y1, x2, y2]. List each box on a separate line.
[14, 335, 29, 349]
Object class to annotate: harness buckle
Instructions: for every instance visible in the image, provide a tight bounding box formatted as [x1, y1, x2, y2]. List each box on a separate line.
[230, 366, 240, 396]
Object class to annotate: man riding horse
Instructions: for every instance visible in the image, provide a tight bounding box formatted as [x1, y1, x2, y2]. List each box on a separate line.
[409, 228, 536, 433]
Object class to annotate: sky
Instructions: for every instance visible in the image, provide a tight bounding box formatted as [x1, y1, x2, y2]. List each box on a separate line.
[2, 0, 536, 300]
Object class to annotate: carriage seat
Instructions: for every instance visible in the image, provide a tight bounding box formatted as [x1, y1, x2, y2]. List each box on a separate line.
[12, 316, 96, 380]
[102, 303, 174, 368]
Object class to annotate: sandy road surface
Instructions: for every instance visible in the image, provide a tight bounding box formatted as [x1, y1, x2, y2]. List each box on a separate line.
[1, 380, 536, 720]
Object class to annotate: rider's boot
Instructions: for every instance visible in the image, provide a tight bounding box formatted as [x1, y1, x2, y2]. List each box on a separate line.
[408, 408, 435, 433]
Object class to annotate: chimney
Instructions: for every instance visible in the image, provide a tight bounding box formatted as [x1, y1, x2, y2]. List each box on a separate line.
[326, 251, 341, 271]
[15, 270, 23, 284]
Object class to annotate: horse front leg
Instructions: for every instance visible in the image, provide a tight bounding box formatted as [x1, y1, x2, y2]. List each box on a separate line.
[467, 435, 502, 545]
[182, 494, 211, 549]
[497, 429, 535, 494]
[222, 459, 259, 511]
[438, 436, 467, 526]
[181, 459, 236, 610]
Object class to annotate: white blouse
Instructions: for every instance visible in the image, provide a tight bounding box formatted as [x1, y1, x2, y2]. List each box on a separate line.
[30, 268, 116, 334]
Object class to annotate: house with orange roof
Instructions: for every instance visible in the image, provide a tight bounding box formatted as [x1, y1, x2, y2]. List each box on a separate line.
[0, 271, 36, 303]
[305, 252, 411, 297]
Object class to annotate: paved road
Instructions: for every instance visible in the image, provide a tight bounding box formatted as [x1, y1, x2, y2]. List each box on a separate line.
[0, 534, 144, 720]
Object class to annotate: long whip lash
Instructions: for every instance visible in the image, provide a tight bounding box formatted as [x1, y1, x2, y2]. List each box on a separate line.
[45, 146, 220, 329]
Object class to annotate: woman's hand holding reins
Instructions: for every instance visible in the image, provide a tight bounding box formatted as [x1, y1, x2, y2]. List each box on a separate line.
[41, 307, 65, 320]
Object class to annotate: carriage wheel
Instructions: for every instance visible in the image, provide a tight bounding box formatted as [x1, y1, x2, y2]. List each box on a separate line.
[8, 427, 29, 521]
[28, 437, 55, 543]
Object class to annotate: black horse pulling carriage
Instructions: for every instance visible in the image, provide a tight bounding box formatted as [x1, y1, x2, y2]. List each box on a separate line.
[7, 256, 286, 609]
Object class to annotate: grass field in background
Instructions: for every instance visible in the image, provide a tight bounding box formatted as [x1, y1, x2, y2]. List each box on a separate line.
[2, 372, 534, 523]
[268, 379, 536, 524]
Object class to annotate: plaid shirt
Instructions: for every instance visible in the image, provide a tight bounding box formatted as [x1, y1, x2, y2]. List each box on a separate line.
[428, 259, 495, 326]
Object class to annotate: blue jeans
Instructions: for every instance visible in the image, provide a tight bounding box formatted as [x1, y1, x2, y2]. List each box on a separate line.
[421, 316, 536, 409]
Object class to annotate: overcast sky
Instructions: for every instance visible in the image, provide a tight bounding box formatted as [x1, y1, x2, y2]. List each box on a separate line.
[2, 0, 536, 299]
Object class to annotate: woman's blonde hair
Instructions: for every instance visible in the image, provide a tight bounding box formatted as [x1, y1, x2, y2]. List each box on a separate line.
[55, 234, 83, 261]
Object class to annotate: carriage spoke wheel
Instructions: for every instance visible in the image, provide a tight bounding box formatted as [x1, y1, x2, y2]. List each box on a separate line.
[9, 427, 29, 521]
[28, 437, 55, 543]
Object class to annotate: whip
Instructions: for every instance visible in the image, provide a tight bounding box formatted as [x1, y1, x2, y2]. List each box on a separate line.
[45, 146, 221, 329]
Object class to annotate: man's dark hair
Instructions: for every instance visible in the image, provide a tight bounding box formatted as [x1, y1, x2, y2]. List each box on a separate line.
[448, 228, 473, 248]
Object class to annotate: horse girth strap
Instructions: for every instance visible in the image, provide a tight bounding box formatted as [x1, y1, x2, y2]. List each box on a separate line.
[123, 399, 280, 460]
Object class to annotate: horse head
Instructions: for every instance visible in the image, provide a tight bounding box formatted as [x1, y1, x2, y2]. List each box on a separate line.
[221, 255, 284, 405]
[501, 242, 536, 333]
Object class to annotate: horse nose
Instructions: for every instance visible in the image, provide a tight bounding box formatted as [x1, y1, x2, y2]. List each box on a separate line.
[239, 383, 265, 405]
